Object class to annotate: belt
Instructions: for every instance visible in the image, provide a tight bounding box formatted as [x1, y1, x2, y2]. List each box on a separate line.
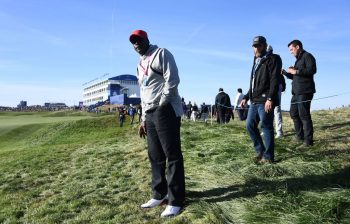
[251, 101, 264, 105]
[145, 107, 158, 114]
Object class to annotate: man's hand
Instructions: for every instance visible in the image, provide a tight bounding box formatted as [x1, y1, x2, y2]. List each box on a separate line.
[287, 67, 298, 75]
[265, 100, 273, 113]
[240, 99, 247, 108]
[138, 122, 147, 139]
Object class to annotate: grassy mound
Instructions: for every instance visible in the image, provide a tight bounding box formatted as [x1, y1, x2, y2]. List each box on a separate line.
[0, 108, 349, 223]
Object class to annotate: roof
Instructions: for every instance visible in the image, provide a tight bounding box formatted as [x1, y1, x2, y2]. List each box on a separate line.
[108, 74, 138, 81]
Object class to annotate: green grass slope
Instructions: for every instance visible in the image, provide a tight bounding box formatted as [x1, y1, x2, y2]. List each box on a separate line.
[0, 108, 349, 224]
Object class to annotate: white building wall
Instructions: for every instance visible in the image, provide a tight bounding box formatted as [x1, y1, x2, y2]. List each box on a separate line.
[83, 81, 110, 105]
[82, 76, 140, 106]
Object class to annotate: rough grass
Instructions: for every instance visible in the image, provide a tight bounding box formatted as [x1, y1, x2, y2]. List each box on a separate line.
[0, 108, 349, 223]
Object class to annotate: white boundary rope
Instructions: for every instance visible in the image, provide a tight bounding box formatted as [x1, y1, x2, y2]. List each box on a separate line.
[190, 91, 350, 125]
[213, 91, 350, 110]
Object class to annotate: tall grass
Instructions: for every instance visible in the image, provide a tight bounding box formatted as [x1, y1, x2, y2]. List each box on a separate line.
[0, 108, 349, 223]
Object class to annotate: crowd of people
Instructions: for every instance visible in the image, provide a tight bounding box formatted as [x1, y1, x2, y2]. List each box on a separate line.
[0, 29, 320, 219]
[178, 89, 247, 124]
[0, 105, 72, 112]
[129, 29, 318, 218]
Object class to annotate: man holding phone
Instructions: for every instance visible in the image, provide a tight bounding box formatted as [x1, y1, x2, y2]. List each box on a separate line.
[282, 40, 317, 147]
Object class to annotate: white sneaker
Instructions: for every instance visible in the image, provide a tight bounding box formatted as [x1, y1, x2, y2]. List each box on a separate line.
[141, 196, 167, 208]
[160, 205, 182, 217]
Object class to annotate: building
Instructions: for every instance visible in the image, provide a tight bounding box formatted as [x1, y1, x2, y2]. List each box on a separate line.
[83, 74, 140, 106]
[17, 100, 27, 109]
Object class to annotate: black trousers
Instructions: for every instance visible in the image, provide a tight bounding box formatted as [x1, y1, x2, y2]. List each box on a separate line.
[145, 103, 185, 207]
[290, 94, 314, 144]
[218, 108, 227, 124]
[237, 108, 245, 121]
[130, 114, 135, 124]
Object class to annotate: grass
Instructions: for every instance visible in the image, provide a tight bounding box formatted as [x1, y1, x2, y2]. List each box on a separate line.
[0, 108, 349, 223]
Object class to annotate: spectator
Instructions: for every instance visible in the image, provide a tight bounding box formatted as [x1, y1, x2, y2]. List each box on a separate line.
[215, 88, 231, 124]
[119, 107, 125, 127]
[282, 40, 317, 147]
[128, 104, 136, 125]
[267, 45, 285, 138]
[191, 103, 199, 122]
[234, 88, 245, 121]
[130, 29, 185, 217]
[200, 102, 209, 123]
[186, 101, 192, 119]
[240, 36, 282, 164]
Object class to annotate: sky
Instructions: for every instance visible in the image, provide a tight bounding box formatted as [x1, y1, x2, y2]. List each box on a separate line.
[1, 0, 350, 110]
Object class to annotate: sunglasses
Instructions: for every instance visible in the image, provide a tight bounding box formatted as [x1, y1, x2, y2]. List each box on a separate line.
[130, 36, 145, 44]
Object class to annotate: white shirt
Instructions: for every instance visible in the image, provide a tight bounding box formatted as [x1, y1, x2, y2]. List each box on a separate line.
[234, 93, 244, 109]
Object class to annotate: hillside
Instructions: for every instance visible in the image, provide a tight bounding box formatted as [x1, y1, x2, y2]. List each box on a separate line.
[0, 108, 349, 223]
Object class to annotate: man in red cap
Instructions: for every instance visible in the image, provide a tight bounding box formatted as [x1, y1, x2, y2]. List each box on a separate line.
[129, 30, 185, 217]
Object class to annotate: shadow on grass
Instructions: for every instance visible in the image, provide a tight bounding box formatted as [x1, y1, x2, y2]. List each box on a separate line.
[301, 148, 350, 161]
[282, 132, 295, 138]
[187, 166, 350, 204]
[319, 121, 350, 131]
[326, 135, 349, 143]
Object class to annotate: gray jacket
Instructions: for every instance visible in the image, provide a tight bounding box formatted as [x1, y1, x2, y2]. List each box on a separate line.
[137, 45, 183, 122]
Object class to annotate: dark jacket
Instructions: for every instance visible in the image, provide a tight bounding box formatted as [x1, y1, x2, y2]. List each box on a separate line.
[201, 105, 209, 113]
[215, 92, 231, 110]
[280, 74, 286, 92]
[285, 50, 316, 95]
[244, 53, 282, 105]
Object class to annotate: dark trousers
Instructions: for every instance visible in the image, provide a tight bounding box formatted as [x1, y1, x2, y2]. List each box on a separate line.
[138, 114, 142, 123]
[226, 110, 234, 123]
[145, 103, 185, 207]
[218, 108, 227, 124]
[130, 115, 135, 124]
[290, 94, 314, 145]
[237, 108, 245, 121]
[119, 116, 124, 127]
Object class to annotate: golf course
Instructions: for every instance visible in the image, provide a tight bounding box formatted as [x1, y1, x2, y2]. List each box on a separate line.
[0, 108, 349, 223]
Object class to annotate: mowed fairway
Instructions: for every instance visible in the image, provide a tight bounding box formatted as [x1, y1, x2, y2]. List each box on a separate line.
[0, 109, 349, 223]
[0, 112, 94, 135]
[0, 112, 98, 151]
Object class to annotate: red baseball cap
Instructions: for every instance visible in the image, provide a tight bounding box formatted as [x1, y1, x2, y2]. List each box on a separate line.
[129, 30, 148, 42]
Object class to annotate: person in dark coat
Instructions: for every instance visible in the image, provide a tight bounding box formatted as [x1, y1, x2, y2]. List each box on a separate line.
[240, 36, 282, 164]
[215, 88, 231, 124]
[282, 40, 317, 147]
[119, 107, 126, 127]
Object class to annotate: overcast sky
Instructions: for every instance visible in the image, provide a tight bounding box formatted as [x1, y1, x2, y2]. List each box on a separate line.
[1, 0, 350, 110]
